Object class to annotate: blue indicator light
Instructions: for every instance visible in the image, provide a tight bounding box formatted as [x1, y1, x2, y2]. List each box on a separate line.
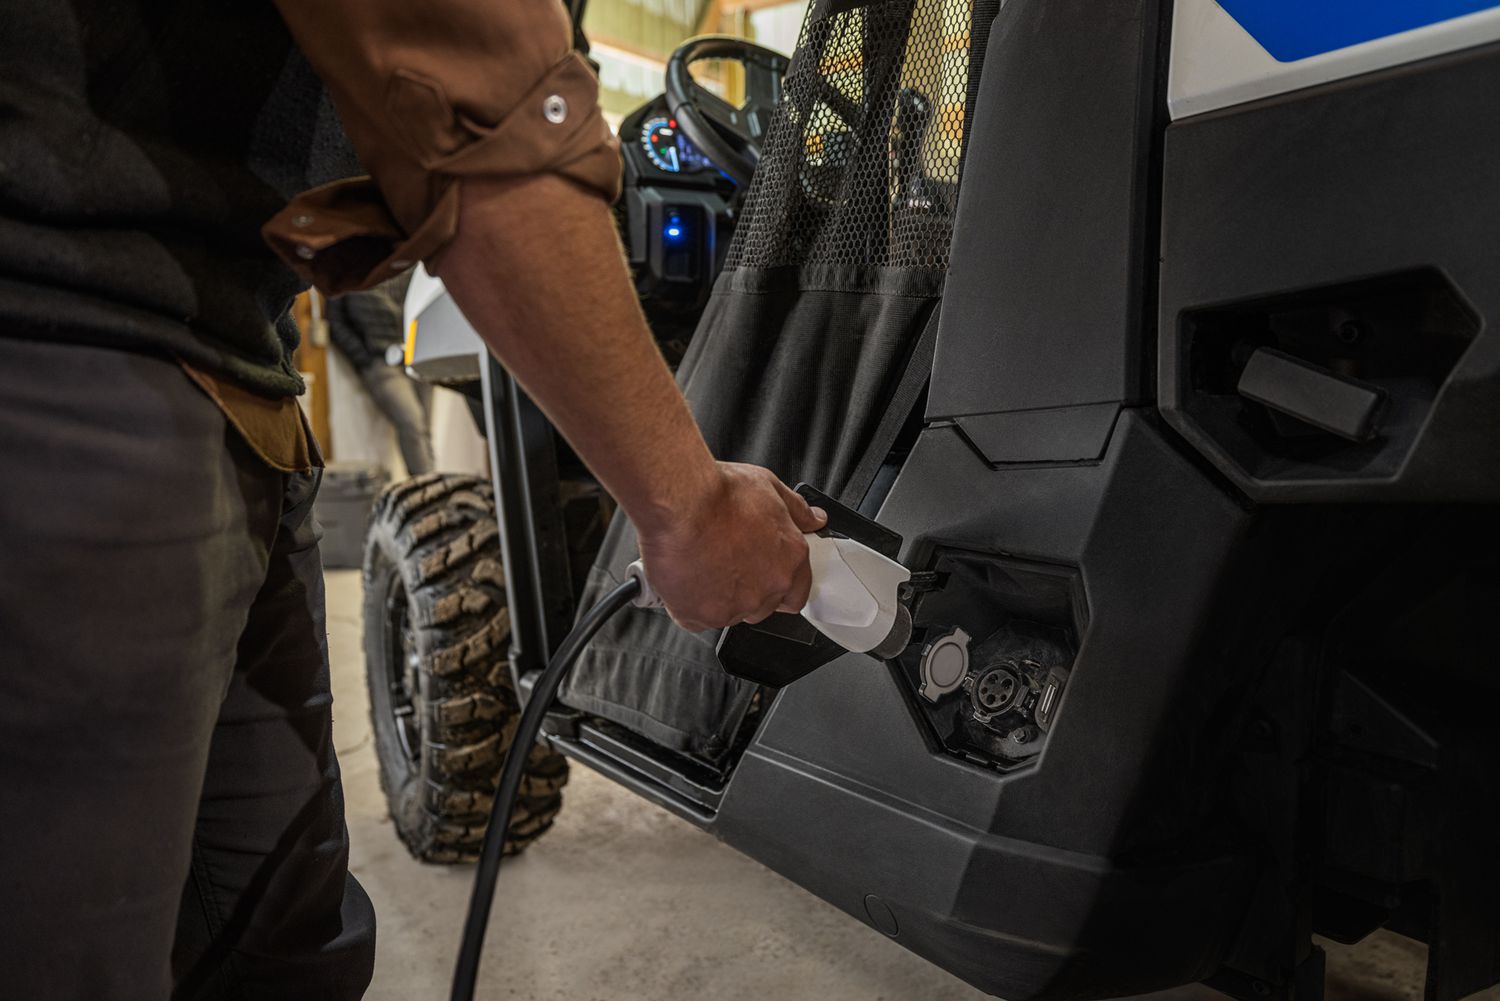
[667, 227, 681, 237]
[665, 214, 684, 241]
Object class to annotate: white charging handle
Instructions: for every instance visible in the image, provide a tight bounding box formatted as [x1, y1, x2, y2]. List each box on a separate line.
[627, 533, 909, 655]
[801, 534, 910, 654]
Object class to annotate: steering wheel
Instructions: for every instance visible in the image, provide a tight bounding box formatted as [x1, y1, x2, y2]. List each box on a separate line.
[665, 36, 790, 188]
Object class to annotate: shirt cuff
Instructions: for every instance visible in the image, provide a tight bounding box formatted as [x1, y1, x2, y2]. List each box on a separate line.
[264, 52, 621, 296]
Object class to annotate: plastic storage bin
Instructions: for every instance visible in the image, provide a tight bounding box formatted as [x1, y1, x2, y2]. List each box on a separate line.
[316, 463, 390, 569]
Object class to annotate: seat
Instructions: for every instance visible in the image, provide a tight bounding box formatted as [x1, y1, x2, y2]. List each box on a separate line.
[560, 0, 1001, 762]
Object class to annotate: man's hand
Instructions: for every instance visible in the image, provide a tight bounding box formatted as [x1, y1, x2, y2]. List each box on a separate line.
[636, 463, 827, 632]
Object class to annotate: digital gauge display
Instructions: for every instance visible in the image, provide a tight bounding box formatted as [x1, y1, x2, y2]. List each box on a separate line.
[640, 116, 710, 174]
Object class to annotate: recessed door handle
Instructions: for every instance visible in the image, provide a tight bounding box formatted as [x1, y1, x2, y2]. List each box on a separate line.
[1237, 347, 1386, 442]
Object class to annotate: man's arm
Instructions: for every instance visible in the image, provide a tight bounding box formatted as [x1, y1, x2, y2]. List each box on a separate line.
[267, 0, 823, 629]
[436, 175, 825, 631]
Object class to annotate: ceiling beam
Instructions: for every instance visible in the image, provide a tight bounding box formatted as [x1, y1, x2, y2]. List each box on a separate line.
[719, 0, 799, 14]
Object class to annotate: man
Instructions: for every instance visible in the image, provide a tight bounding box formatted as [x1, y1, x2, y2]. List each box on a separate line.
[324, 274, 436, 477]
[0, 2, 822, 998]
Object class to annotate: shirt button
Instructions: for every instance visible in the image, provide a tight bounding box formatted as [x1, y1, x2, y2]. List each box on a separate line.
[295, 245, 316, 260]
[293, 213, 315, 228]
[543, 95, 568, 124]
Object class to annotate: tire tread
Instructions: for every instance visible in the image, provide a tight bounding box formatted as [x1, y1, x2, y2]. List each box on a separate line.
[362, 473, 568, 863]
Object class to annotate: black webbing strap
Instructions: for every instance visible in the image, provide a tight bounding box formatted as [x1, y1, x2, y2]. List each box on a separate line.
[841, 301, 942, 510]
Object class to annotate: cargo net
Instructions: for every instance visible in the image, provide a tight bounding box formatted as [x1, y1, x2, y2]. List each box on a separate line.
[724, 0, 980, 277]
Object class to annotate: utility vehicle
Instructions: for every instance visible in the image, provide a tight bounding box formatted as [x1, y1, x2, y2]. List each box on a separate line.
[362, 2, 1500, 998]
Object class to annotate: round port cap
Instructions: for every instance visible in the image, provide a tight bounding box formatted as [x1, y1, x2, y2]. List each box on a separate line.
[919, 627, 971, 703]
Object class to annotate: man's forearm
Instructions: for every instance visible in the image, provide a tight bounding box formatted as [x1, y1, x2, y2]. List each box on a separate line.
[434, 174, 719, 535]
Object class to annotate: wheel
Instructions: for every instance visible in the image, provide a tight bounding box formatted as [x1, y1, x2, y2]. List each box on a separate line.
[362, 472, 569, 863]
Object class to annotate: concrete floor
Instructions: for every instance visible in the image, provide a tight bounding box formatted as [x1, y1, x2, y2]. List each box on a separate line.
[325, 570, 1488, 1001]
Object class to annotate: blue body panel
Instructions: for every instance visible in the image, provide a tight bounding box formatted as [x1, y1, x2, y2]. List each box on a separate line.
[1216, 0, 1500, 61]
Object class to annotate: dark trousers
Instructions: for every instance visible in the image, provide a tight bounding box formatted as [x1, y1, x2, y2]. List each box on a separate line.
[0, 338, 376, 999]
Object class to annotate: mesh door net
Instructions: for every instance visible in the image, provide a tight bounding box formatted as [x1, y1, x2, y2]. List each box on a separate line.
[560, 0, 997, 761]
[727, 0, 975, 279]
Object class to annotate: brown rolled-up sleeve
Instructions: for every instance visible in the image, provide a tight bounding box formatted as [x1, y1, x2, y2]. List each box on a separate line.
[265, 0, 622, 295]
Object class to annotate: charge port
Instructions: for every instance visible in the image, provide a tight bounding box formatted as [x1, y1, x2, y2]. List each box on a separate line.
[895, 547, 1082, 772]
[972, 666, 1020, 715]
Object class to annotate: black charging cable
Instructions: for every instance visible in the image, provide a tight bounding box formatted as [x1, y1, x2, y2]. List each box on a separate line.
[449, 575, 643, 1001]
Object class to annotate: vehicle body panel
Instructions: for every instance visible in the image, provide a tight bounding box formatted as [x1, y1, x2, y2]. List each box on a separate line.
[1168, 0, 1500, 118]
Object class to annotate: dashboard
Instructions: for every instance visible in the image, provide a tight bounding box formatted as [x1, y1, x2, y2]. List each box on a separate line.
[614, 95, 736, 324]
[620, 97, 726, 187]
[638, 115, 714, 175]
